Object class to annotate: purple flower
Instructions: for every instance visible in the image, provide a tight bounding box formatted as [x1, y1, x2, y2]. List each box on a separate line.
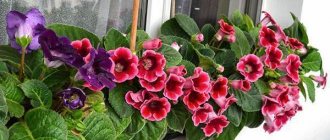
[39, 29, 85, 68]
[6, 8, 46, 52]
[77, 48, 116, 91]
[60, 87, 86, 110]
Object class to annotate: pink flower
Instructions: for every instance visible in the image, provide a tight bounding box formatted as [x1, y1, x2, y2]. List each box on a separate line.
[260, 11, 288, 43]
[203, 115, 229, 137]
[287, 38, 304, 50]
[137, 50, 166, 82]
[164, 74, 186, 101]
[139, 74, 166, 92]
[143, 38, 162, 50]
[210, 76, 228, 99]
[184, 67, 211, 93]
[259, 26, 278, 48]
[195, 33, 204, 42]
[261, 96, 282, 116]
[192, 103, 214, 126]
[311, 73, 327, 89]
[264, 46, 283, 69]
[183, 90, 210, 111]
[170, 42, 181, 51]
[140, 97, 171, 121]
[166, 65, 187, 77]
[125, 90, 157, 110]
[71, 38, 93, 58]
[237, 54, 264, 82]
[279, 54, 301, 83]
[213, 94, 237, 113]
[230, 80, 251, 92]
[109, 47, 138, 83]
[215, 19, 235, 43]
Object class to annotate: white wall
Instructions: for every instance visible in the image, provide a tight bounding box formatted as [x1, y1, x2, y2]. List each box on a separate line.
[237, 0, 330, 140]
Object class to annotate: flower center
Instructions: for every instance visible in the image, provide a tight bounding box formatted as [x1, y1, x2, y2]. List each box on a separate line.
[143, 59, 153, 70]
[115, 63, 124, 72]
[245, 65, 253, 73]
[69, 94, 79, 102]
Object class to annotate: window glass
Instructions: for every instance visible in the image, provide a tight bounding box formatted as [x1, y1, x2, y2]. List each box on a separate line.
[0, 0, 147, 45]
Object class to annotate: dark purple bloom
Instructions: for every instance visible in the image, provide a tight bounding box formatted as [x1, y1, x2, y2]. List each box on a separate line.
[60, 87, 86, 110]
[6, 8, 46, 52]
[39, 29, 85, 68]
[77, 48, 116, 91]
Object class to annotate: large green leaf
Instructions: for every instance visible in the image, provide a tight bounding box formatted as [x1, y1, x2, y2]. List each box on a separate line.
[107, 105, 132, 138]
[42, 68, 70, 92]
[158, 44, 182, 68]
[301, 76, 315, 102]
[48, 23, 101, 47]
[216, 123, 244, 140]
[224, 104, 242, 127]
[230, 26, 251, 58]
[108, 84, 134, 118]
[125, 112, 146, 135]
[0, 72, 25, 104]
[214, 50, 236, 76]
[255, 80, 270, 94]
[9, 108, 67, 140]
[243, 111, 264, 128]
[185, 118, 205, 140]
[302, 51, 322, 72]
[284, 13, 309, 45]
[127, 30, 151, 45]
[19, 80, 52, 108]
[0, 123, 8, 140]
[0, 87, 8, 124]
[6, 99, 24, 118]
[161, 18, 190, 39]
[133, 120, 167, 140]
[0, 62, 8, 73]
[82, 112, 116, 140]
[230, 10, 244, 28]
[201, 24, 216, 44]
[104, 28, 129, 50]
[230, 84, 262, 112]
[166, 103, 190, 133]
[175, 14, 200, 36]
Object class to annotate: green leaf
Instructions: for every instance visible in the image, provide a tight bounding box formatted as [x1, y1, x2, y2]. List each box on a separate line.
[166, 103, 189, 133]
[284, 13, 309, 45]
[214, 50, 236, 76]
[0, 123, 8, 140]
[201, 24, 216, 44]
[231, 84, 262, 112]
[128, 30, 151, 45]
[19, 80, 52, 108]
[104, 28, 129, 50]
[48, 23, 101, 47]
[125, 112, 146, 135]
[158, 44, 183, 68]
[255, 80, 270, 94]
[298, 82, 307, 100]
[224, 104, 242, 127]
[67, 132, 82, 140]
[185, 118, 205, 140]
[175, 14, 200, 36]
[230, 10, 244, 27]
[108, 84, 134, 118]
[133, 120, 167, 140]
[0, 62, 8, 72]
[243, 111, 264, 128]
[6, 99, 24, 118]
[216, 123, 244, 140]
[42, 68, 70, 92]
[82, 112, 116, 140]
[302, 51, 322, 71]
[301, 76, 315, 102]
[107, 105, 132, 137]
[0, 87, 8, 124]
[9, 108, 67, 140]
[249, 27, 261, 44]
[230, 26, 251, 58]
[243, 14, 254, 31]
[178, 60, 196, 77]
[161, 18, 190, 39]
[0, 73, 25, 104]
[199, 48, 215, 58]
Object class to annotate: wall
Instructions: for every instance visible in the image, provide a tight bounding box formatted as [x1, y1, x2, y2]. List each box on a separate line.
[236, 0, 330, 140]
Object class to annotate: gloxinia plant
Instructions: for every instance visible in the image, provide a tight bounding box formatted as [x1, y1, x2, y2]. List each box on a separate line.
[0, 8, 326, 140]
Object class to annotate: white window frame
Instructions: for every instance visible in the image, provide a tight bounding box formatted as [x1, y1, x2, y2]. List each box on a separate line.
[145, 0, 172, 37]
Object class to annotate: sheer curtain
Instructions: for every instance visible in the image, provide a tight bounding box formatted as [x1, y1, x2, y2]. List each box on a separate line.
[0, 0, 146, 45]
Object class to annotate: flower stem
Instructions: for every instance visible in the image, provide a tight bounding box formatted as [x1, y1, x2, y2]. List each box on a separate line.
[19, 47, 26, 81]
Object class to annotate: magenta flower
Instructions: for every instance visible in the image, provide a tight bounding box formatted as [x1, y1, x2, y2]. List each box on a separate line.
[237, 54, 264, 82]
[193, 33, 204, 43]
[163, 73, 186, 101]
[125, 90, 157, 110]
[78, 48, 116, 91]
[185, 67, 211, 93]
[6, 8, 46, 51]
[170, 42, 181, 51]
[287, 38, 304, 50]
[139, 74, 166, 92]
[210, 76, 228, 99]
[203, 115, 229, 137]
[310, 74, 327, 89]
[140, 97, 171, 121]
[166, 65, 187, 77]
[264, 46, 283, 69]
[137, 50, 166, 82]
[230, 80, 251, 92]
[71, 38, 93, 60]
[215, 19, 235, 43]
[213, 94, 237, 114]
[109, 47, 139, 83]
[279, 54, 301, 83]
[192, 103, 214, 126]
[259, 26, 278, 48]
[183, 90, 210, 111]
[261, 96, 282, 116]
[260, 11, 288, 43]
[143, 38, 162, 50]
[60, 87, 86, 110]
